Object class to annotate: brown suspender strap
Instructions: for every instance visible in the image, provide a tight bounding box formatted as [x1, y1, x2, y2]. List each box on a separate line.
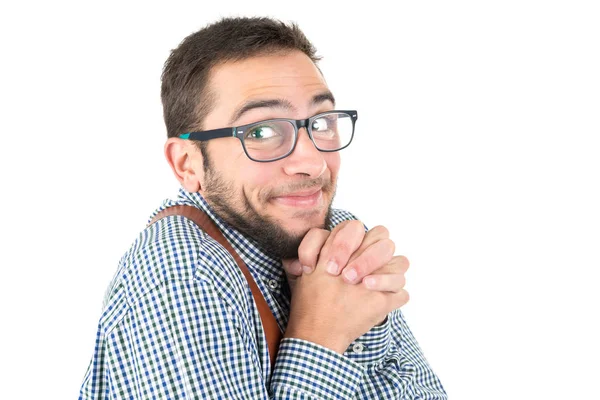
[149, 205, 282, 369]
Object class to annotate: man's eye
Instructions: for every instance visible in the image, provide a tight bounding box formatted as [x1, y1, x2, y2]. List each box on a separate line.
[312, 116, 336, 131]
[312, 118, 327, 131]
[246, 126, 277, 140]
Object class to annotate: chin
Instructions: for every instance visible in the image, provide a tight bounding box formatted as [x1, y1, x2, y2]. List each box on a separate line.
[281, 208, 328, 233]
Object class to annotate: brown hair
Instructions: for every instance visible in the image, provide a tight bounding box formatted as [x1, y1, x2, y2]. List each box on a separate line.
[160, 17, 321, 141]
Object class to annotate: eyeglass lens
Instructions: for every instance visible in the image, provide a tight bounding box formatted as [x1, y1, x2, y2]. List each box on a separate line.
[242, 112, 353, 161]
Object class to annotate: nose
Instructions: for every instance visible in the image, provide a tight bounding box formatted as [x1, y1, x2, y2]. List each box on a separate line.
[282, 127, 327, 178]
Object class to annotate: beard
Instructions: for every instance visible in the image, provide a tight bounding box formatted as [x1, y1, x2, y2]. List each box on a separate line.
[200, 159, 336, 259]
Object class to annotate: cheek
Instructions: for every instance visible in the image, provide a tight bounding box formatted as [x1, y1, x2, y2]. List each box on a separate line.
[211, 141, 276, 193]
[237, 164, 278, 195]
[325, 153, 341, 179]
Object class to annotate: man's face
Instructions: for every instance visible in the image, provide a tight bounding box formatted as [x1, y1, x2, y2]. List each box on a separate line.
[196, 50, 341, 258]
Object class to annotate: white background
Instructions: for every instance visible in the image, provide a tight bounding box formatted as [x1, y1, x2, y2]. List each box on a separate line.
[1, 1, 599, 399]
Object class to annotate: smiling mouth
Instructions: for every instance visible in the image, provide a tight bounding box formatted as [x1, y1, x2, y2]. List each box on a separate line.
[271, 188, 324, 208]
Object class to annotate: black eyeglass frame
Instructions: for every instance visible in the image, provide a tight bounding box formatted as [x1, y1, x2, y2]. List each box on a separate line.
[179, 110, 358, 162]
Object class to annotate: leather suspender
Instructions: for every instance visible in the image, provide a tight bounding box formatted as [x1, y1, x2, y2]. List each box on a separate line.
[149, 205, 282, 369]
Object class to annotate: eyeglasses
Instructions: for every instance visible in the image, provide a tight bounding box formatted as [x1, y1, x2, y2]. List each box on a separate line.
[179, 110, 358, 162]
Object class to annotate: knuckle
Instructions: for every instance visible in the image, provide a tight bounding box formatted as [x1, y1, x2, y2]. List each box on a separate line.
[357, 241, 392, 271]
[381, 238, 395, 256]
[305, 227, 329, 240]
[298, 229, 329, 264]
[356, 254, 376, 275]
[389, 255, 408, 272]
[333, 219, 354, 233]
[387, 290, 409, 311]
[331, 240, 352, 258]
[401, 255, 410, 271]
[348, 219, 366, 233]
[391, 255, 409, 273]
[329, 224, 364, 260]
[335, 220, 364, 237]
[369, 225, 389, 239]
[297, 241, 312, 259]
[378, 263, 394, 274]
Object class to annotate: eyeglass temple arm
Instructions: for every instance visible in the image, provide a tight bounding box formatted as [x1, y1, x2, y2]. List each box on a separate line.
[180, 128, 235, 140]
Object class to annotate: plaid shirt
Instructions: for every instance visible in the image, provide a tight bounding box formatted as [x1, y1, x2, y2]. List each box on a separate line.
[79, 188, 446, 399]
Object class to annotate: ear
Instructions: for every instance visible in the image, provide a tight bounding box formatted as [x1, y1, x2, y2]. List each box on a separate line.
[164, 138, 205, 192]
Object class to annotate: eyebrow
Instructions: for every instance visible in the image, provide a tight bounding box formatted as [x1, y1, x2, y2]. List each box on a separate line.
[229, 91, 336, 125]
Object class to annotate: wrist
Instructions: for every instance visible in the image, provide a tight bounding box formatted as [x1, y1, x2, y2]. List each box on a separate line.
[284, 328, 349, 355]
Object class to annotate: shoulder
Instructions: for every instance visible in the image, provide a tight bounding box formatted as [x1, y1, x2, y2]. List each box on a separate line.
[104, 212, 249, 313]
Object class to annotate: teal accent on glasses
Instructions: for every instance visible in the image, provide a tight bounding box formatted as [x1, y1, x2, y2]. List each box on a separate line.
[180, 133, 191, 139]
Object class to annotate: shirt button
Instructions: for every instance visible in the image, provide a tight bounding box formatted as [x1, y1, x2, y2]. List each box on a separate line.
[352, 343, 365, 353]
[267, 279, 279, 290]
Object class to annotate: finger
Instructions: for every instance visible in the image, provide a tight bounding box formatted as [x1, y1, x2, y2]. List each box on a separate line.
[368, 255, 409, 275]
[386, 289, 410, 312]
[342, 238, 395, 283]
[318, 220, 366, 275]
[363, 273, 406, 292]
[365, 289, 409, 323]
[398, 255, 410, 272]
[282, 258, 303, 276]
[346, 225, 390, 265]
[296, 229, 330, 274]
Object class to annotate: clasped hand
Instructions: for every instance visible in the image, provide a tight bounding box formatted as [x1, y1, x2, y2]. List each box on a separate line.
[282, 220, 410, 354]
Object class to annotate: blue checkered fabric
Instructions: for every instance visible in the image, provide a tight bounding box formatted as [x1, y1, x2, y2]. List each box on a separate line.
[79, 188, 446, 399]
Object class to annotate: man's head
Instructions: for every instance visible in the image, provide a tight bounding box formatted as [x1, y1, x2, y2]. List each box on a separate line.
[162, 17, 347, 258]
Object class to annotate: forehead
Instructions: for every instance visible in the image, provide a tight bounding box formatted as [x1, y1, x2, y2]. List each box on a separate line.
[205, 51, 331, 124]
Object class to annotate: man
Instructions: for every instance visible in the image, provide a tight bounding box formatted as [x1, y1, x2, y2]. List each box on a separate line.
[79, 17, 446, 399]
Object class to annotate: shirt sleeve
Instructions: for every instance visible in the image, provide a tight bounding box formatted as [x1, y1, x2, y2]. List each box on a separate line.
[271, 338, 365, 399]
[344, 310, 447, 399]
[80, 274, 369, 400]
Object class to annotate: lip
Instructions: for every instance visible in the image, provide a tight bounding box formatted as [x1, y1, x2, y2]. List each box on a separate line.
[271, 188, 323, 208]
